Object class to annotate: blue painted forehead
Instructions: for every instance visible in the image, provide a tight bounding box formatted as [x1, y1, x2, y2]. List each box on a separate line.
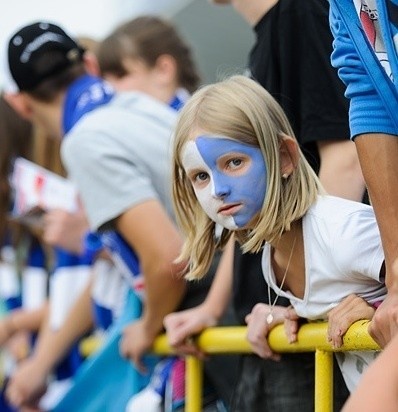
[194, 135, 262, 163]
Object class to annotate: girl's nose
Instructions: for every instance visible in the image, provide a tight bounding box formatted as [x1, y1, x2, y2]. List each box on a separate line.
[213, 182, 231, 198]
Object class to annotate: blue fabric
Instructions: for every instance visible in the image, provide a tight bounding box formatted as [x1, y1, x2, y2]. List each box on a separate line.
[91, 300, 113, 331]
[329, 0, 398, 137]
[54, 248, 83, 268]
[169, 94, 185, 111]
[52, 288, 156, 412]
[27, 241, 46, 267]
[63, 75, 114, 135]
[55, 344, 83, 381]
[100, 232, 140, 276]
[100, 231, 145, 300]
[4, 296, 21, 312]
[83, 232, 103, 264]
[150, 357, 176, 396]
[0, 379, 17, 412]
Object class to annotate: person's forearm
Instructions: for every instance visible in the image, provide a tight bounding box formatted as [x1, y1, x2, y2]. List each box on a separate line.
[6, 303, 48, 335]
[355, 133, 398, 290]
[317, 139, 365, 202]
[115, 200, 189, 337]
[32, 282, 94, 374]
[140, 263, 186, 337]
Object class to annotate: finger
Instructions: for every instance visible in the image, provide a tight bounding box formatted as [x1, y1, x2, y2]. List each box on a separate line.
[174, 342, 206, 359]
[368, 319, 389, 348]
[246, 325, 268, 348]
[167, 327, 186, 346]
[119, 337, 135, 361]
[168, 324, 197, 346]
[132, 356, 147, 375]
[284, 319, 298, 343]
[284, 306, 299, 321]
[330, 328, 343, 348]
[251, 341, 281, 361]
[6, 385, 24, 407]
[163, 315, 178, 330]
[329, 308, 374, 343]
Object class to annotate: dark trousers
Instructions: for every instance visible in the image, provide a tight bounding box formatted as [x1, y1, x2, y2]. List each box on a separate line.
[230, 353, 349, 412]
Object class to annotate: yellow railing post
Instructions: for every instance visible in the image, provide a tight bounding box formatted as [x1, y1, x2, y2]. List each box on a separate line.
[315, 349, 333, 412]
[185, 356, 203, 412]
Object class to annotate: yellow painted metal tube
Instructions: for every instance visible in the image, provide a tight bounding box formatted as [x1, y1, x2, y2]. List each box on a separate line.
[80, 321, 379, 356]
[315, 350, 333, 412]
[152, 320, 379, 355]
[81, 321, 380, 412]
[185, 356, 203, 412]
[79, 334, 104, 357]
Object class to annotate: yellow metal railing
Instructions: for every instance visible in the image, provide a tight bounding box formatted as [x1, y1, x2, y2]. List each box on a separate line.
[80, 320, 380, 412]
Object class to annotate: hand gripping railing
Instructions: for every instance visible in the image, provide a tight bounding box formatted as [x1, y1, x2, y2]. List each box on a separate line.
[80, 320, 379, 412]
[153, 320, 379, 412]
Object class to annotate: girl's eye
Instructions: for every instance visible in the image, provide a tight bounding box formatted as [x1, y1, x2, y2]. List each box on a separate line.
[194, 171, 209, 183]
[227, 158, 243, 169]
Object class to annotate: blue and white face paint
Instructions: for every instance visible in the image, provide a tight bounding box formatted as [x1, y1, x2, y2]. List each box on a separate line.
[181, 135, 267, 230]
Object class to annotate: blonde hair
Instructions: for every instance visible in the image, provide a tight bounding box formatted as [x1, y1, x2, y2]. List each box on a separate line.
[172, 75, 323, 280]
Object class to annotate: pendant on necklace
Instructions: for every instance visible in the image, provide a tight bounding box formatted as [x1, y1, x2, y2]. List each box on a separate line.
[266, 313, 274, 325]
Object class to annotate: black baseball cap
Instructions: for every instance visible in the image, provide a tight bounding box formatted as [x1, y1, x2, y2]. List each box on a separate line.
[8, 21, 85, 91]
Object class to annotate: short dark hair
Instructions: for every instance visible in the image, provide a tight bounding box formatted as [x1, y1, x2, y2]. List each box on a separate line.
[98, 16, 201, 94]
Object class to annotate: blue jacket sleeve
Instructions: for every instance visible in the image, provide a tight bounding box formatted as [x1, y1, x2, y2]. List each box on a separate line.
[329, 0, 398, 138]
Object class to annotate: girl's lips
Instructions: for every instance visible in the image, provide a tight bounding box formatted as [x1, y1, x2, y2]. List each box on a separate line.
[218, 203, 242, 216]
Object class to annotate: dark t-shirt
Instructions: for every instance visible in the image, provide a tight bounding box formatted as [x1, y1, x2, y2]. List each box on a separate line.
[178, 251, 220, 311]
[233, 0, 350, 324]
[249, 0, 349, 173]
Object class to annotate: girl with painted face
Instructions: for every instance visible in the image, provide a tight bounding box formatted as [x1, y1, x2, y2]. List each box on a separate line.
[172, 75, 386, 393]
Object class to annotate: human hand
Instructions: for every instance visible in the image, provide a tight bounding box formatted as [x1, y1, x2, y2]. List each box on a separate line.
[163, 305, 218, 358]
[284, 305, 301, 344]
[245, 303, 287, 361]
[6, 330, 31, 362]
[0, 316, 14, 346]
[368, 292, 398, 348]
[119, 319, 157, 373]
[327, 294, 375, 348]
[6, 357, 48, 408]
[42, 207, 89, 254]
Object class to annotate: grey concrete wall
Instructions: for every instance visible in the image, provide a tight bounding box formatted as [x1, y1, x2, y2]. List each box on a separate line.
[171, 1, 254, 85]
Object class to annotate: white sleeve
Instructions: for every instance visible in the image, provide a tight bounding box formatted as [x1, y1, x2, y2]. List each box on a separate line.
[331, 209, 385, 283]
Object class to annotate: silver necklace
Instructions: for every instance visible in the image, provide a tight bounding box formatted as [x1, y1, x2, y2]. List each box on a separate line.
[266, 235, 297, 325]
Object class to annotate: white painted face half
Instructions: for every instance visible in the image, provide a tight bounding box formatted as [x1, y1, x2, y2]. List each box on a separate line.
[181, 135, 268, 230]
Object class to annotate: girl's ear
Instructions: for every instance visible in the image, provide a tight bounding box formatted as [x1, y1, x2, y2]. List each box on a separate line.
[279, 134, 299, 177]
